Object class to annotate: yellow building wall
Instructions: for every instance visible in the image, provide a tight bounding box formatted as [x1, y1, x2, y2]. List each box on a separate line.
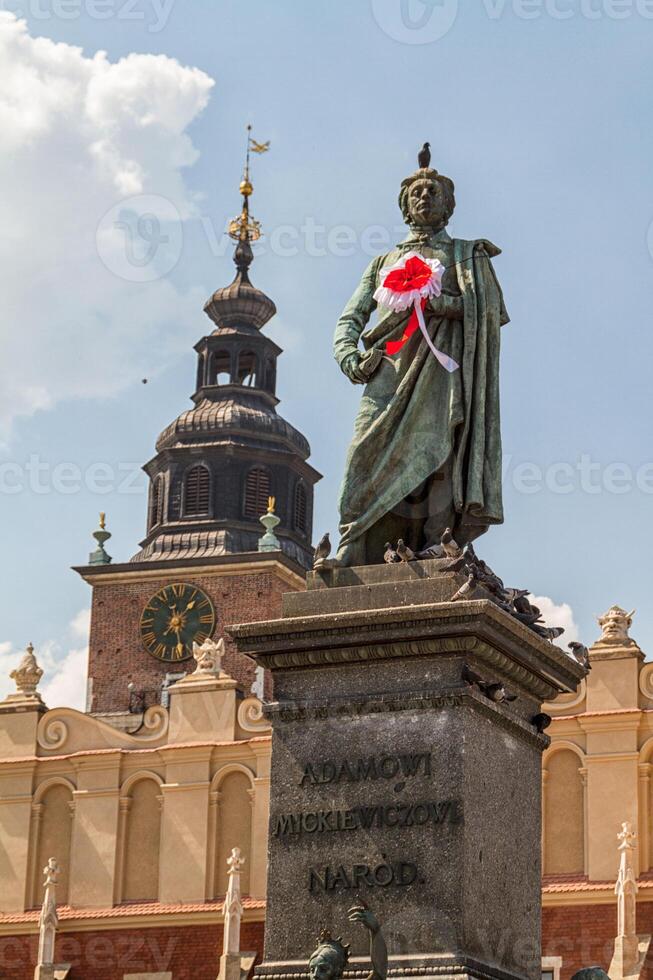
[0, 670, 271, 915]
[543, 608, 653, 890]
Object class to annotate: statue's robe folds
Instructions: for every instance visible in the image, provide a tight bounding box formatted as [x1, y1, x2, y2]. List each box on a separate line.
[333, 230, 509, 567]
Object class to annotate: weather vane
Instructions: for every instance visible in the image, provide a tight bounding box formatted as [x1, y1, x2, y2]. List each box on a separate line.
[228, 124, 270, 244]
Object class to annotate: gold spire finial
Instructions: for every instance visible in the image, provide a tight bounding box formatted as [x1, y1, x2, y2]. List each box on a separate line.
[228, 124, 270, 244]
[99, 512, 106, 530]
[267, 496, 276, 514]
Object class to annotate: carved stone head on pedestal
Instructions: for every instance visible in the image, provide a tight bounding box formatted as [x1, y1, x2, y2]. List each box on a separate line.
[308, 931, 350, 980]
[191, 636, 224, 676]
[596, 606, 635, 647]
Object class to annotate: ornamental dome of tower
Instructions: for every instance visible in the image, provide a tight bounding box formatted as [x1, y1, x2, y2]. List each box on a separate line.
[155, 392, 311, 458]
[203, 241, 276, 331]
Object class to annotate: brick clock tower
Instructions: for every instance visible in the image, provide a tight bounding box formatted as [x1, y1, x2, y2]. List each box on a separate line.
[75, 165, 320, 721]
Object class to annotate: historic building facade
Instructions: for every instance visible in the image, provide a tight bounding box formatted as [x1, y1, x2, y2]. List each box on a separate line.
[0, 649, 270, 980]
[542, 606, 653, 980]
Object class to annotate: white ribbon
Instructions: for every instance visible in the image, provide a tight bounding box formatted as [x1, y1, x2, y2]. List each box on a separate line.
[414, 297, 459, 373]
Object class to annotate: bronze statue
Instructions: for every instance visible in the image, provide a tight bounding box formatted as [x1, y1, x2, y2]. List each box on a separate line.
[308, 905, 387, 980]
[333, 147, 509, 567]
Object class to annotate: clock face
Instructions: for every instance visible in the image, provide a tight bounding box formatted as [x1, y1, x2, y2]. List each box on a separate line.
[140, 583, 216, 662]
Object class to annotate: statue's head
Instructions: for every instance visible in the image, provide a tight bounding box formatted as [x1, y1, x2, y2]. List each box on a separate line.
[399, 167, 456, 231]
[570, 969, 610, 980]
[308, 932, 350, 980]
[597, 605, 635, 644]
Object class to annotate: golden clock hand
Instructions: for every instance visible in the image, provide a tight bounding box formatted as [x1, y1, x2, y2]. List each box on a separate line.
[184, 600, 196, 611]
[174, 627, 185, 659]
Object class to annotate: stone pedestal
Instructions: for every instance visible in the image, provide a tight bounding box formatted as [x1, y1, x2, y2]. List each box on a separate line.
[167, 672, 239, 743]
[230, 560, 584, 980]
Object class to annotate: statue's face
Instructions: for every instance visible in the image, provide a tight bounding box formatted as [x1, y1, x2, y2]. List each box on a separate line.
[600, 607, 630, 640]
[407, 177, 448, 227]
[309, 951, 340, 980]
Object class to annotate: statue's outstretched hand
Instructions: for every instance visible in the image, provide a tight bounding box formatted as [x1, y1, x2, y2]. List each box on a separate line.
[347, 905, 379, 934]
[348, 904, 387, 980]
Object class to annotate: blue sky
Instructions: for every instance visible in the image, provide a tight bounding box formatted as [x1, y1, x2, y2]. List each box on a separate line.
[1, 0, 652, 703]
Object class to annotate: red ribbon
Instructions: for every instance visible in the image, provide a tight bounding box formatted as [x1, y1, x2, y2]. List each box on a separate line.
[383, 255, 434, 293]
[385, 297, 428, 355]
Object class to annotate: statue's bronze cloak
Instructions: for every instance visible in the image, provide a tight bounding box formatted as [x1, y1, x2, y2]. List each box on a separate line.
[333, 231, 509, 566]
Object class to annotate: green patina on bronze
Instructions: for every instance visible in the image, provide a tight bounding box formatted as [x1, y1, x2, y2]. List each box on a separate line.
[333, 160, 509, 566]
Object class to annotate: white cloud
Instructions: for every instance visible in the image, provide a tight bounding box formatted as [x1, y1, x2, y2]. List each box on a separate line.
[69, 607, 91, 641]
[0, 14, 214, 439]
[0, 608, 90, 711]
[529, 594, 579, 649]
[40, 644, 88, 711]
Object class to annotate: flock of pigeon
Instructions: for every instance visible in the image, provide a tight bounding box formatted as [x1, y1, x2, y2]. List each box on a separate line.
[313, 527, 590, 671]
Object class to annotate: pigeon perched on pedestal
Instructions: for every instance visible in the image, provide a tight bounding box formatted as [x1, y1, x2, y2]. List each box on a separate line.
[534, 625, 565, 641]
[512, 603, 542, 627]
[461, 665, 516, 704]
[383, 542, 400, 564]
[504, 588, 531, 604]
[531, 712, 552, 734]
[461, 664, 483, 687]
[451, 567, 477, 601]
[441, 527, 462, 559]
[313, 532, 331, 567]
[396, 539, 416, 562]
[418, 142, 431, 168]
[478, 682, 517, 704]
[568, 641, 591, 671]
[417, 543, 446, 559]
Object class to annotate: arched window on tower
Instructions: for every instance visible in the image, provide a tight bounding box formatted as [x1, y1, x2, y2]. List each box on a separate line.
[148, 475, 164, 529]
[211, 350, 231, 386]
[244, 467, 271, 518]
[294, 481, 307, 535]
[236, 351, 257, 387]
[183, 464, 211, 516]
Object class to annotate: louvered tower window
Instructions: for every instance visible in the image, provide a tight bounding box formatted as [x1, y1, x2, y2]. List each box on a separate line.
[237, 351, 257, 386]
[149, 476, 164, 529]
[183, 464, 210, 516]
[244, 467, 270, 518]
[294, 481, 307, 534]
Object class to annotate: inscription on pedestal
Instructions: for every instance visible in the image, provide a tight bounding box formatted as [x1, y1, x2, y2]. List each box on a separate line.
[272, 749, 461, 895]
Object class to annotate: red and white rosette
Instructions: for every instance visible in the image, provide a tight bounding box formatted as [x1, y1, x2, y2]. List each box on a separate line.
[373, 251, 459, 373]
